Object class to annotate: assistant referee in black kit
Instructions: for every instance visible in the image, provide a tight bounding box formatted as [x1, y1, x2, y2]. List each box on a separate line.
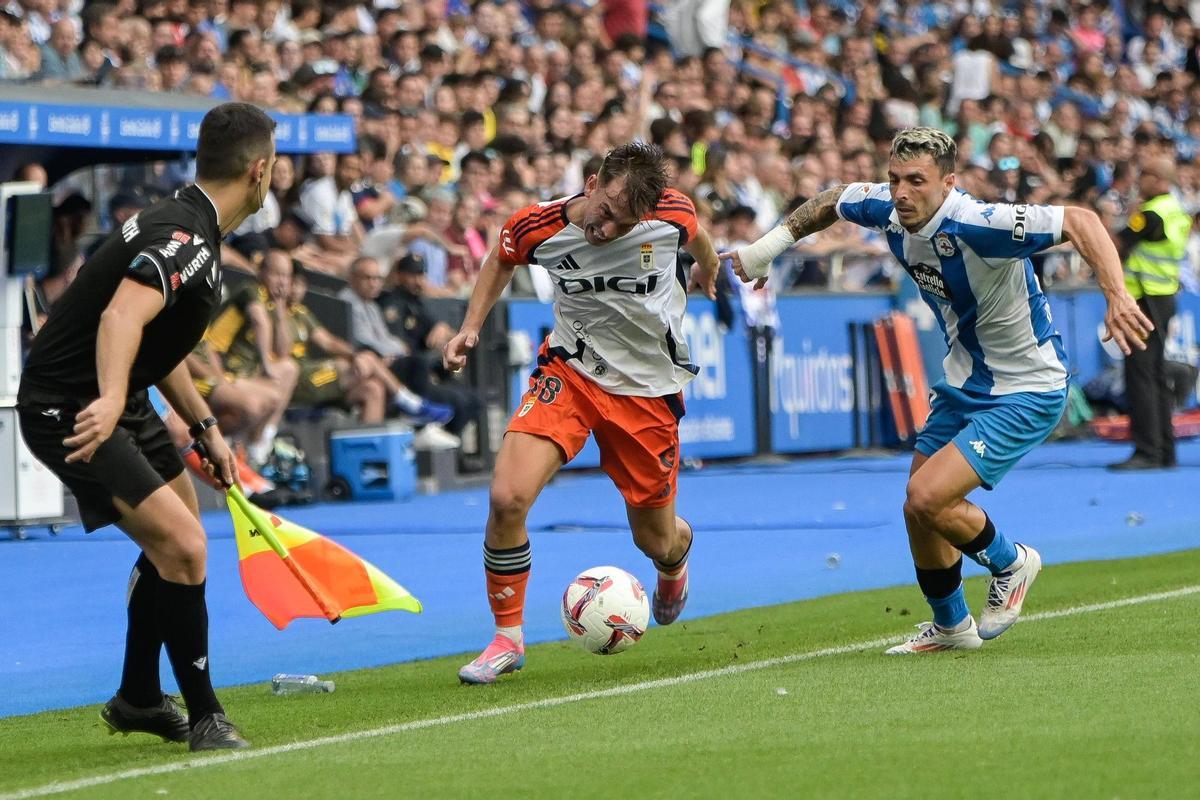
[18, 102, 277, 751]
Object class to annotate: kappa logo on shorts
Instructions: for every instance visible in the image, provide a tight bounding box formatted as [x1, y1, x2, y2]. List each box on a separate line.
[969, 439, 986, 457]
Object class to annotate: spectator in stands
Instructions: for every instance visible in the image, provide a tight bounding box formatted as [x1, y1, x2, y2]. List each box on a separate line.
[718, 205, 779, 328]
[288, 266, 444, 426]
[351, 134, 399, 231]
[0, 9, 32, 79]
[270, 155, 302, 210]
[274, 208, 350, 275]
[406, 188, 461, 297]
[444, 193, 487, 293]
[37, 17, 84, 82]
[107, 191, 144, 229]
[201, 252, 300, 465]
[16, 0, 1200, 303]
[184, 332, 283, 445]
[457, 150, 498, 212]
[299, 151, 363, 274]
[50, 193, 91, 277]
[156, 44, 189, 92]
[696, 148, 740, 222]
[14, 162, 47, 189]
[381, 252, 484, 445]
[339, 255, 460, 450]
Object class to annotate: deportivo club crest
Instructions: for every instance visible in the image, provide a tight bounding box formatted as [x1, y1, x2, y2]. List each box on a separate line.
[934, 233, 956, 257]
[640, 243, 654, 269]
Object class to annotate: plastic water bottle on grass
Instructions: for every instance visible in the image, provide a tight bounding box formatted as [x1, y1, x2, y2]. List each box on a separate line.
[271, 674, 335, 695]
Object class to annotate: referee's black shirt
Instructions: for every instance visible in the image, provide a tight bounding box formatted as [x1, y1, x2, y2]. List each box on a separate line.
[20, 185, 224, 403]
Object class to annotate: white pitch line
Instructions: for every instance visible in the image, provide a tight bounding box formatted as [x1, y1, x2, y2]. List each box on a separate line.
[3, 584, 1197, 800]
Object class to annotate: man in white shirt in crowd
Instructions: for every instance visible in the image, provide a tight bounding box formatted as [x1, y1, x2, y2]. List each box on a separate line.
[299, 152, 364, 275]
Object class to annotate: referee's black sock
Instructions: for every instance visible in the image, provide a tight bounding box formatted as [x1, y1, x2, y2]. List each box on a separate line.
[118, 553, 164, 708]
[156, 578, 224, 725]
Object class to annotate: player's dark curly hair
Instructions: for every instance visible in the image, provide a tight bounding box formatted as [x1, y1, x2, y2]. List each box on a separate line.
[596, 141, 668, 220]
[196, 102, 277, 182]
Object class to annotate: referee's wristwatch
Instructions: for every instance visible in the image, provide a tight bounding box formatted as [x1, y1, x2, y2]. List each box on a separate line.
[188, 416, 219, 440]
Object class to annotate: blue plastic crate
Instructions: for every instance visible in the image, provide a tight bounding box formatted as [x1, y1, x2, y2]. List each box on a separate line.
[328, 427, 416, 502]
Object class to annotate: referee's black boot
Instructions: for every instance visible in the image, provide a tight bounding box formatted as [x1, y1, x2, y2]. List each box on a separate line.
[189, 713, 250, 751]
[100, 693, 190, 743]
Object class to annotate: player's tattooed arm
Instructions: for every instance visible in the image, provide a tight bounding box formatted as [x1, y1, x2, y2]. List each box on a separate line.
[783, 184, 849, 240]
[720, 184, 850, 287]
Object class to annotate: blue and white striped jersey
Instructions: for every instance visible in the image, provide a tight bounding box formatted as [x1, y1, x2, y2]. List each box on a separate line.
[837, 183, 1069, 395]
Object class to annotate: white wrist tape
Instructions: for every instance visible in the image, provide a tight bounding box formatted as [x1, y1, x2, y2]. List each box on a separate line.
[736, 225, 796, 280]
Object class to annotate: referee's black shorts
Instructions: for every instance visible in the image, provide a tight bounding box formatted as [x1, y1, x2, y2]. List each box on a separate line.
[18, 390, 185, 532]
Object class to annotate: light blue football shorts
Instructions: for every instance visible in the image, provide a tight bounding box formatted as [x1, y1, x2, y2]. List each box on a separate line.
[915, 380, 1068, 490]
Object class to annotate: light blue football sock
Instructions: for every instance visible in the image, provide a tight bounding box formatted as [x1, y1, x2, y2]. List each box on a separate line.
[927, 584, 969, 629]
[960, 514, 1019, 575]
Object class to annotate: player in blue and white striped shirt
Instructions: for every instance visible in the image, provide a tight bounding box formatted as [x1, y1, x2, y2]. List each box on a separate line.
[724, 128, 1153, 654]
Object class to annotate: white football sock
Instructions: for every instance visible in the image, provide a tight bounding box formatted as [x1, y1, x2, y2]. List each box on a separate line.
[496, 625, 523, 646]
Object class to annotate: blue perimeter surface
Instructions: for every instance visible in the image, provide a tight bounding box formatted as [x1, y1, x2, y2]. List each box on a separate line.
[3, 440, 1199, 718]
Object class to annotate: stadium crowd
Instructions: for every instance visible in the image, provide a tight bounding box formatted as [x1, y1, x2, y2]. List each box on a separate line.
[7, 0, 1200, 475]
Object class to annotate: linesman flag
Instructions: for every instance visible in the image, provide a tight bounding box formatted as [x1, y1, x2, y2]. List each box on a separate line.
[227, 485, 422, 629]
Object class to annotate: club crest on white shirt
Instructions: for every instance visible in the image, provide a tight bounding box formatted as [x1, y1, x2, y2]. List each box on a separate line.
[640, 243, 654, 269]
[934, 232, 956, 257]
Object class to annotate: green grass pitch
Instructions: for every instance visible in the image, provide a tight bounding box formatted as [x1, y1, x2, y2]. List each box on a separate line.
[2, 549, 1197, 800]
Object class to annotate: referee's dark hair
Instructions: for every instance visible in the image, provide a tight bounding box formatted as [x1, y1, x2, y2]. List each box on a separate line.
[196, 102, 277, 182]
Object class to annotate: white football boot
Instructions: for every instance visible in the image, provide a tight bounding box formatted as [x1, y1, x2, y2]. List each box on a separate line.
[978, 544, 1042, 640]
[885, 617, 984, 655]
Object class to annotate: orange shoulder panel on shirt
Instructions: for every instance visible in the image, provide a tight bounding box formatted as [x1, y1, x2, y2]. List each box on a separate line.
[652, 188, 698, 244]
[498, 200, 569, 265]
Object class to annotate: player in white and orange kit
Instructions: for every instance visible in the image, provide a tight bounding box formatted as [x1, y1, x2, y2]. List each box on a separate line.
[443, 142, 720, 683]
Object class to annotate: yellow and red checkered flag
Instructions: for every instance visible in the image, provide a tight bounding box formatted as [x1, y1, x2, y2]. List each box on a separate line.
[226, 486, 422, 630]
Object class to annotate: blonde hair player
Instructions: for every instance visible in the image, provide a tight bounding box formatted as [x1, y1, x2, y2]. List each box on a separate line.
[723, 127, 1153, 654]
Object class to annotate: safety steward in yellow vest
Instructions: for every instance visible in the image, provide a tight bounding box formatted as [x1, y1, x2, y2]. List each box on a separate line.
[1110, 157, 1193, 471]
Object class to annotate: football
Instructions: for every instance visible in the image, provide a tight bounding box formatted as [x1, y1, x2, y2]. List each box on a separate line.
[560, 566, 650, 655]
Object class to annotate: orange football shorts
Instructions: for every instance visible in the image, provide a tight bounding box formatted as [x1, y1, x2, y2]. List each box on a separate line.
[507, 343, 684, 508]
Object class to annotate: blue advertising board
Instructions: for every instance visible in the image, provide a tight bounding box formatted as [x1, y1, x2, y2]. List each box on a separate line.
[1046, 289, 1108, 381]
[504, 298, 757, 469]
[770, 294, 894, 453]
[0, 101, 354, 154]
[676, 304, 757, 458]
[1021, 289, 1200, 402]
